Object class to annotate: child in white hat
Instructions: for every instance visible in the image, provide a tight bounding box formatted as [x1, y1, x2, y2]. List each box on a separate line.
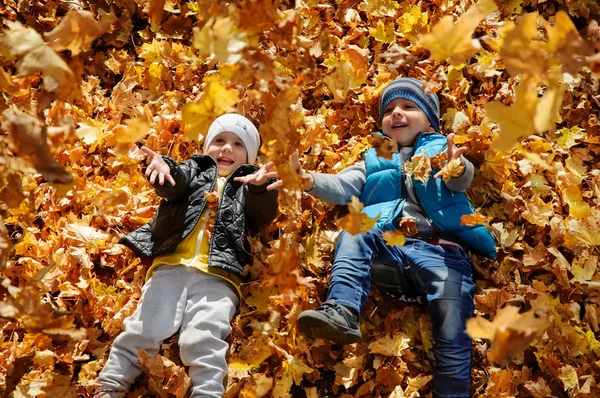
[96, 114, 278, 398]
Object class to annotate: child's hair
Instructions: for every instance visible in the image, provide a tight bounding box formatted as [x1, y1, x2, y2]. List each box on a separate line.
[203, 114, 260, 163]
[379, 78, 441, 131]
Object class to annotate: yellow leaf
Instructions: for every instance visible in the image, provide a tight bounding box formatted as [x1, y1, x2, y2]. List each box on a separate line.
[369, 20, 395, 43]
[2, 109, 73, 184]
[557, 172, 590, 219]
[460, 213, 492, 226]
[571, 255, 597, 282]
[522, 196, 554, 227]
[440, 158, 465, 182]
[114, 118, 150, 144]
[533, 79, 565, 133]
[487, 78, 537, 152]
[0, 21, 79, 100]
[418, 0, 497, 64]
[382, 230, 405, 247]
[362, 0, 400, 17]
[181, 76, 240, 142]
[193, 16, 248, 64]
[404, 153, 431, 183]
[337, 196, 379, 235]
[557, 126, 584, 149]
[323, 60, 353, 102]
[367, 332, 411, 356]
[466, 306, 550, 366]
[499, 13, 544, 77]
[558, 365, 579, 392]
[43, 10, 116, 56]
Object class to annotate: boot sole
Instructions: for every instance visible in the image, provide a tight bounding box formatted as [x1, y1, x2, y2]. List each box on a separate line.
[297, 312, 361, 345]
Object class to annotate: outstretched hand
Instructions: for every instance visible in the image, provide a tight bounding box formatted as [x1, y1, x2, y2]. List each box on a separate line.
[263, 151, 314, 191]
[234, 162, 276, 186]
[140, 146, 176, 186]
[433, 133, 468, 179]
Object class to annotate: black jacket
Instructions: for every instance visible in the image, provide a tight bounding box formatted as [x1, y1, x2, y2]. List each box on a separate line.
[119, 154, 278, 277]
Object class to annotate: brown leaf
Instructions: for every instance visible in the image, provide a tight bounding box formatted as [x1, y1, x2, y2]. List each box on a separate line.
[43, 10, 116, 56]
[2, 109, 73, 183]
[369, 134, 398, 160]
[0, 21, 79, 100]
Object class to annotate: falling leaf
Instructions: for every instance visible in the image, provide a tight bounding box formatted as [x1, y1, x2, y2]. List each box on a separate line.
[181, 76, 240, 142]
[43, 10, 116, 56]
[2, 109, 73, 184]
[460, 213, 492, 226]
[369, 134, 398, 160]
[0, 21, 79, 100]
[336, 196, 379, 235]
[419, 0, 497, 64]
[193, 16, 249, 64]
[466, 306, 550, 366]
[487, 78, 538, 152]
[382, 230, 405, 247]
[404, 153, 431, 183]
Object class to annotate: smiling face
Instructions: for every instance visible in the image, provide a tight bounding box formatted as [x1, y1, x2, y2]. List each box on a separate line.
[381, 98, 434, 147]
[205, 131, 248, 177]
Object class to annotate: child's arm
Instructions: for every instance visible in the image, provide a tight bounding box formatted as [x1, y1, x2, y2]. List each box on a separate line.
[263, 152, 366, 205]
[235, 163, 279, 235]
[140, 146, 191, 201]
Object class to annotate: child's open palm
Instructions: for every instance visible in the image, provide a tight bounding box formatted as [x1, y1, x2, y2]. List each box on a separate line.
[433, 133, 468, 179]
[234, 162, 275, 186]
[140, 146, 176, 186]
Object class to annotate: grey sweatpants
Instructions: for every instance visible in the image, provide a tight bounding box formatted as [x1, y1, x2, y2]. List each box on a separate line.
[97, 266, 240, 398]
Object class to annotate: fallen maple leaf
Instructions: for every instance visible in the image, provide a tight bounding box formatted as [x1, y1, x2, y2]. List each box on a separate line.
[466, 306, 550, 366]
[460, 213, 492, 226]
[382, 230, 405, 247]
[440, 157, 465, 182]
[336, 196, 379, 235]
[404, 153, 431, 183]
[369, 134, 398, 160]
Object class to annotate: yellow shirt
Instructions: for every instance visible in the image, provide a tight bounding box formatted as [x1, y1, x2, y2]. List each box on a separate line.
[147, 177, 242, 297]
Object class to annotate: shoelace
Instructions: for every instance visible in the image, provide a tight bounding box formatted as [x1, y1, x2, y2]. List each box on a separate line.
[318, 302, 346, 318]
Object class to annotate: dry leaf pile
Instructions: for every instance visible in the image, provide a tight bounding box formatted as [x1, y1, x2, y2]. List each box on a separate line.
[1, 0, 600, 397]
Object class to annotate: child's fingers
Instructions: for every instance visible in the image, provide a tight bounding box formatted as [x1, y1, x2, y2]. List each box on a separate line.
[158, 173, 165, 186]
[166, 174, 176, 186]
[433, 170, 442, 179]
[139, 146, 156, 158]
[149, 170, 158, 184]
[263, 161, 275, 171]
[145, 164, 154, 177]
[267, 179, 283, 191]
[262, 171, 279, 180]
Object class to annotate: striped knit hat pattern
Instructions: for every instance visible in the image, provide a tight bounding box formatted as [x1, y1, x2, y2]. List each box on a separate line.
[379, 78, 441, 131]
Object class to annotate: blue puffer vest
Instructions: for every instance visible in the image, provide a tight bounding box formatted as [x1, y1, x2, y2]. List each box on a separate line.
[359, 133, 496, 258]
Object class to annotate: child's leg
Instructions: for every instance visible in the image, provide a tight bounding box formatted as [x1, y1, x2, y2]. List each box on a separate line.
[177, 272, 239, 398]
[326, 228, 382, 314]
[298, 228, 405, 344]
[402, 241, 475, 398]
[97, 266, 194, 394]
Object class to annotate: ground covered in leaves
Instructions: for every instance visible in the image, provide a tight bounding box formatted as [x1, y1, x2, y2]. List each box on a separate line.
[1, 0, 600, 397]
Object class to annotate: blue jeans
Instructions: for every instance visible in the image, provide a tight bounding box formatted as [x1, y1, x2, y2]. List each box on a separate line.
[328, 228, 475, 398]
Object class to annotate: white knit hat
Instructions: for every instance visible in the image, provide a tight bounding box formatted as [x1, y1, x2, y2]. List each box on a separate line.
[203, 114, 260, 163]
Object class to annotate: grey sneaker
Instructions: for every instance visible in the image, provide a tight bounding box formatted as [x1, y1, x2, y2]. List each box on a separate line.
[297, 300, 362, 345]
